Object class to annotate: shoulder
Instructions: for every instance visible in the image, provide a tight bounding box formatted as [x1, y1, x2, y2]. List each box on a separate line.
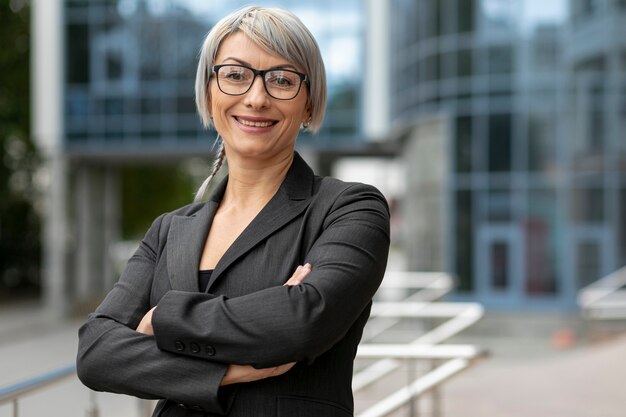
[316, 175, 387, 201]
[313, 175, 390, 216]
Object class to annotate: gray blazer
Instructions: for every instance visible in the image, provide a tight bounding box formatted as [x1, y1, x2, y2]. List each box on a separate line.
[77, 152, 390, 417]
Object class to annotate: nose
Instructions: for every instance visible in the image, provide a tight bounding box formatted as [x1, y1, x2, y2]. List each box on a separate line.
[243, 75, 271, 108]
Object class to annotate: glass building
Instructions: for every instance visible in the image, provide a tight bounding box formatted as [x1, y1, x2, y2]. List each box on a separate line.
[393, 0, 626, 308]
[64, 0, 365, 156]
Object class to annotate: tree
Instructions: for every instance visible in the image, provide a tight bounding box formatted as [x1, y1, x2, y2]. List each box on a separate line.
[0, 0, 41, 301]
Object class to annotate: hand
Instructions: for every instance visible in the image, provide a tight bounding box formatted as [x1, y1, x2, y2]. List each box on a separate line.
[283, 263, 312, 286]
[220, 362, 296, 386]
[136, 306, 157, 335]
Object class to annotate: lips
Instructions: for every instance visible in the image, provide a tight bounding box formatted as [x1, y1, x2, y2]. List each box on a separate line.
[234, 116, 278, 128]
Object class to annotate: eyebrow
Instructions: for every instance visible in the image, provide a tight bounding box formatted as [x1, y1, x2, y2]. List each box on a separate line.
[220, 57, 298, 71]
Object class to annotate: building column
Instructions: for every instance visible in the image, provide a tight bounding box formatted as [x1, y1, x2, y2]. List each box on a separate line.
[32, 0, 67, 317]
[364, 0, 391, 141]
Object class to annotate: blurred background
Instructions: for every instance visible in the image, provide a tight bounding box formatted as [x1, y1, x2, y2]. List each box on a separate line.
[1, 0, 625, 416]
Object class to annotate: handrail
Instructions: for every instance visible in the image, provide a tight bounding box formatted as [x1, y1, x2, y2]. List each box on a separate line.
[578, 265, 626, 319]
[353, 301, 483, 391]
[354, 271, 485, 417]
[0, 364, 76, 405]
[355, 345, 487, 417]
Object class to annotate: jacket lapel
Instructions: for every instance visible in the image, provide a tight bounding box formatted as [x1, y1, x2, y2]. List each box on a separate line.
[166, 180, 227, 292]
[206, 152, 315, 291]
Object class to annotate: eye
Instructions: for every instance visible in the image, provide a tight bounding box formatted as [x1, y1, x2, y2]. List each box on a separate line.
[266, 71, 298, 88]
[221, 66, 251, 83]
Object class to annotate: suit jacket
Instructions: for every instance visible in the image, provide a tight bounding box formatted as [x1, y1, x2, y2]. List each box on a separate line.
[77, 152, 390, 417]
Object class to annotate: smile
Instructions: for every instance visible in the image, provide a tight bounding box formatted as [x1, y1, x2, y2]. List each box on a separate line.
[235, 117, 277, 128]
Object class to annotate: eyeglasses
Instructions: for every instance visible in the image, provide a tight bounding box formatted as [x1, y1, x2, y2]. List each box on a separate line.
[212, 64, 308, 100]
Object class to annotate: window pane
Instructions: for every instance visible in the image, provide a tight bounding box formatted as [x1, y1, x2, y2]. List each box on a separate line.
[455, 116, 472, 172]
[571, 187, 604, 223]
[528, 113, 556, 173]
[455, 190, 474, 292]
[576, 241, 600, 288]
[525, 190, 558, 295]
[488, 114, 512, 172]
[490, 241, 509, 290]
[617, 185, 626, 265]
[458, 48, 473, 78]
[457, 0, 475, 32]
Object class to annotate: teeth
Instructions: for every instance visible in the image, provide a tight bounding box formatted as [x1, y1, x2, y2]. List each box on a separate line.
[238, 118, 274, 127]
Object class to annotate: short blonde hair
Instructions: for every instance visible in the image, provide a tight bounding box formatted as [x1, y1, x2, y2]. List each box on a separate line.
[195, 6, 327, 133]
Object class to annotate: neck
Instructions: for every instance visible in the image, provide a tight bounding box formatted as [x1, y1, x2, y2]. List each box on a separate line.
[221, 152, 294, 209]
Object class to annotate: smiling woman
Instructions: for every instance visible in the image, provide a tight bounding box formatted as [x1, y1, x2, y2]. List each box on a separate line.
[76, 6, 390, 417]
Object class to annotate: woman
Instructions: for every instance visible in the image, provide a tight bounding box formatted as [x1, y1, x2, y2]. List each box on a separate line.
[77, 6, 390, 417]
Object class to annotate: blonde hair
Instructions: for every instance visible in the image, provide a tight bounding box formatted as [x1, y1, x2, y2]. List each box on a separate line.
[193, 6, 327, 202]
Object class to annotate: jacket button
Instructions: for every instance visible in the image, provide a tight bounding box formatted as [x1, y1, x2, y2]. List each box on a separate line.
[174, 340, 185, 351]
[190, 343, 201, 353]
[205, 345, 216, 356]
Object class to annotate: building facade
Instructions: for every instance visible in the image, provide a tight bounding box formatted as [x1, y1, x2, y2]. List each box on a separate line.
[394, 0, 626, 309]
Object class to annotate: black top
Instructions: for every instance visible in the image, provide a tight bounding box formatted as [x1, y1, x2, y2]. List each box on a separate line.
[199, 269, 213, 292]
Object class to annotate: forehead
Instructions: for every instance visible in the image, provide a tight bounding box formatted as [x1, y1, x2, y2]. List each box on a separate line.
[215, 32, 300, 70]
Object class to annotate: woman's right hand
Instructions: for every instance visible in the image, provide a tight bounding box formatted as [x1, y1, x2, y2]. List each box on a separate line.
[283, 263, 312, 286]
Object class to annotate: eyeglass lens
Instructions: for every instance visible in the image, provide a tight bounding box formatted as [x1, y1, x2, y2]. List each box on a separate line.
[215, 65, 303, 100]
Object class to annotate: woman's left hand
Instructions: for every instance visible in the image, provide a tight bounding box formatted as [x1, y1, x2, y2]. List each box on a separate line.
[136, 306, 156, 335]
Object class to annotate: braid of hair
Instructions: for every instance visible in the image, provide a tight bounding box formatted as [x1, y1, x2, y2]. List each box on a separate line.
[194, 136, 226, 202]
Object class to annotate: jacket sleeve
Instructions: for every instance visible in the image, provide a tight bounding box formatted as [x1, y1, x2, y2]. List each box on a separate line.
[76, 214, 234, 415]
[152, 183, 390, 368]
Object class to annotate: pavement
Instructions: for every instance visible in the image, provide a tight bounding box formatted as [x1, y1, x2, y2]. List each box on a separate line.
[1, 301, 626, 417]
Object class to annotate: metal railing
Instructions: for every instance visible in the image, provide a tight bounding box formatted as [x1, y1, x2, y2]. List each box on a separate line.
[354, 272, 486, 417]
[0, 365, 77, 417]
[578, 265, 626, 320]
[1, 271, 484, 417]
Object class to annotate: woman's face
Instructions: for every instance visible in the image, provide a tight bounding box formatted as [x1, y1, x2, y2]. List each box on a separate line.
[209, 32, 310, 164]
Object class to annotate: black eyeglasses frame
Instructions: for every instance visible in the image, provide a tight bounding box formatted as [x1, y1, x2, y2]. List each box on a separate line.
[212, 64, 309, 100]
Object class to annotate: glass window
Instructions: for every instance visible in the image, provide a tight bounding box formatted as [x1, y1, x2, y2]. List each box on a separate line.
[455, 116, 473, 173]
[490, 241, 509, 289]
[422, 54, 439, 82]
[457, 48, 473, 78]
[576, 240, 601, 288]
[488, 46, 513, 75]
[571, 187, 604, 224]
[457, 0, 475, 33]
[67, 23, 90, 83]
[455, 190, 474, 292]
[525, 190, 558, 295]
[527, 113, 556, 173]
[488, 114, 512, 172]
[487, 189, 511, 222]
[616, 185, 626, 265]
